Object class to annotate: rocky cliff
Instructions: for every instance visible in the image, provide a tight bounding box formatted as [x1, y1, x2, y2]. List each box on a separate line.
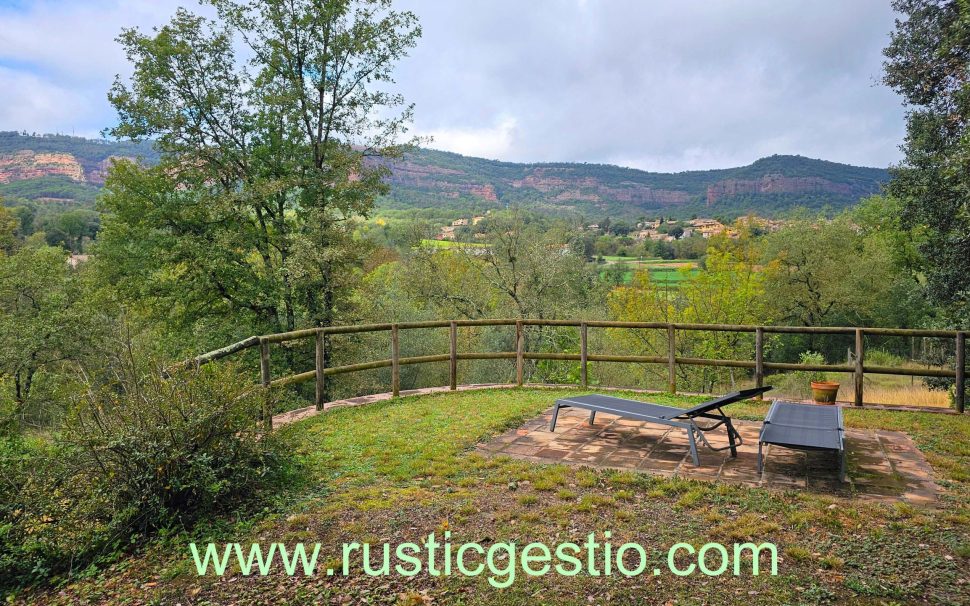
[0, 150, 133, 186]
[705, 174, 855, 205]
[376, 149, 888, 218]
[0, 151, 85, 183]
[0, 131, 888, 218]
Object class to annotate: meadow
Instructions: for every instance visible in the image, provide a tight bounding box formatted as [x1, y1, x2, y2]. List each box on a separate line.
[598, 255, 699, 286]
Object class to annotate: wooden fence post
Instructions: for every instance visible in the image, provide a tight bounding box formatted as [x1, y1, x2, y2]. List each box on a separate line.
[957, 331, 966, 414]
[854, 328, 864, 407]
[516, 320, 524, 387]
[391, 324, 400, 397]
[580, 322, 588, 389]
[315, 329, 326, 411]
[667, 324, 676, 394]
[755, 327, 764, 399]
[259, 338, 272, 431]
[449, 321, 458, 391]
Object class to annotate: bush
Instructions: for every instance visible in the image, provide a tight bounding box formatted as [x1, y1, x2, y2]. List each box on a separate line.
[866, 348, 904, 367]
[774, 351, 827, 399]
[797, 351, 827, 384]
[0, 360, 292, 588]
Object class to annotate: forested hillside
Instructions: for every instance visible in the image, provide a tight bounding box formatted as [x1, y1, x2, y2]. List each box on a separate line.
[0, 131, 886, 218]
[375, 148, 890, 218]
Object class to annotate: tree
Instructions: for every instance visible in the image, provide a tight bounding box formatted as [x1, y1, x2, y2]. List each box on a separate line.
[762, 219, 878, 328]
[883, 0, 970, 326]
[0, 205, 18, 254]
[0, 240, 108, 424]
[403, 210, 602, 321]
[97, 0, 421, 355]
[39, 209, 99, 253]
[608, 234, 770, 391]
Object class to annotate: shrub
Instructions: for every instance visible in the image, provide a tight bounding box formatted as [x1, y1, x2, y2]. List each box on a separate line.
[866, 348, 904, 367]
[797, 351, 827, 383]
[0, 360, 292, 588]
[774, 351, 827, 399]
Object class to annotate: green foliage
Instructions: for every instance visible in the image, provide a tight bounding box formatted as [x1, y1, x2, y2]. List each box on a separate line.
[0, 240, 111, 427]
[761, 211, 927, 331]
[97, 0, 422, 361]
[377, 148, 888, 219]
[866, 348, 905, 368]
[0, 176, 101, 204]
[38, 208, 99, 253]
[799, 351, 827, 383]
[0, 206, 17, 254]
[607, 231, 771, 391]
[883, 0, 970, 326]
[400, 209, 604, 320]
[0, 362, 292, 588]
[773, 352, 827, 399]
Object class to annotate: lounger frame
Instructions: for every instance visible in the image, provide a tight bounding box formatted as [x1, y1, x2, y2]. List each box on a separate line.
[549, 387, 772, 466]
[757, 400, 846, 482]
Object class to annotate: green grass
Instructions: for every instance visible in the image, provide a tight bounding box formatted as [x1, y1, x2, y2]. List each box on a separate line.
[419, 238, 486, 249]
[597, 257, 699, 285]
[22, 388, 970, 605]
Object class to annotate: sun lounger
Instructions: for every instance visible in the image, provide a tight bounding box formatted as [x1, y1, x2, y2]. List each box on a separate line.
[549, 386, 772, 465]
[758, 400, 846, 482]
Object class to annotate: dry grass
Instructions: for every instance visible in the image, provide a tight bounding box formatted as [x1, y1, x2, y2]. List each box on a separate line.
[773, 369, 954, 409]
[839, 383, 951, 408]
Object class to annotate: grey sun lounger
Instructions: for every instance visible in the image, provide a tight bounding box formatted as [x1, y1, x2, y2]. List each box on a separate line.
[758, 400, 846, 482]
[549, 386, 772, 466]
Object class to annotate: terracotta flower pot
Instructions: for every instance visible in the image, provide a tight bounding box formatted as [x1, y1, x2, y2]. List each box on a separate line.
[811, 381, 840, 404]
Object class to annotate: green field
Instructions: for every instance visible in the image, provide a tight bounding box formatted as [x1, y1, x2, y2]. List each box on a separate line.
[598, 256, 699, 286]
[415, 247, 696, 285]
[419, 238, 487, 249]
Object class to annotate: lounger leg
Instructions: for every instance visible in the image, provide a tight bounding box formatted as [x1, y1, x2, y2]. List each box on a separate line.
[839, 449, 846, 483]
[549, 403, 561, 432]
[687, 428, 700, 466]
[757, 442, 764, 474]
[726, 419, 738, 458]
[588, 410, 596, 425]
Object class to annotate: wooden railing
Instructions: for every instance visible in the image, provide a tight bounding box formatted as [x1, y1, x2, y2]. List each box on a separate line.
[169, 320, 968, 429]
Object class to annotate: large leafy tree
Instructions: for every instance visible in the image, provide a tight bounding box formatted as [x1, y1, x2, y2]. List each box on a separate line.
[402, 210, 603, 321]
[761, 218, 885, 329]
[0, 239, 109, 424]
[97, 0, 421, 352]
[883, 0, 970, 326]
[608, 232, 770, 392]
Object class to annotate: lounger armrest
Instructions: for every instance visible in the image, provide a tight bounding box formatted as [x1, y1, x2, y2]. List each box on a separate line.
[675, 385, 773, 418]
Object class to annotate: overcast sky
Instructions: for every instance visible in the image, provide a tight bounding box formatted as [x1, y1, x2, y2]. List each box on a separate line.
[0, 0, 906, 172]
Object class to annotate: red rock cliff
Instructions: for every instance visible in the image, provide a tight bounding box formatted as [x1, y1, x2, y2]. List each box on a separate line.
[706, 174, 852, 205]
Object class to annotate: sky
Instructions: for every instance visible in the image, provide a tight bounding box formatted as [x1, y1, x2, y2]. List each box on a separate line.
[0, 0, 906, 172]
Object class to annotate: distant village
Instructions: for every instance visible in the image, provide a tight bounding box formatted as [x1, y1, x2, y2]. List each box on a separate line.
[436, 213, 785, 241]
[620, 216, 786, 242]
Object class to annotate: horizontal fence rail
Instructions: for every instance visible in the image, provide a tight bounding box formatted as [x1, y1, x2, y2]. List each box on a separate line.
[168, 320, 968, 429]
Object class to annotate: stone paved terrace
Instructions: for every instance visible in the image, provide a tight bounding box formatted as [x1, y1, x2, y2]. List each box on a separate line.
[476, 406, 940, 505]
[273, 384, 941, 506]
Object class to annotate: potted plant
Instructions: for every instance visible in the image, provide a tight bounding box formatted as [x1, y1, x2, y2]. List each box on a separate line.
[800, 351, 839, 404]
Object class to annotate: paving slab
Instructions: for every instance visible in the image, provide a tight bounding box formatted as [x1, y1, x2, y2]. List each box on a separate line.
[479, 406, 941, 505]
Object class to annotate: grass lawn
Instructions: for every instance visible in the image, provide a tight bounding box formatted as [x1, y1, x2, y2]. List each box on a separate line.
[20, 388, 970, 605]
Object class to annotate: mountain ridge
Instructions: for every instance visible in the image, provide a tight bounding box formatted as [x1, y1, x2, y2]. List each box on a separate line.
[374, 147, 889, 218]
[0, 131, 888, 218]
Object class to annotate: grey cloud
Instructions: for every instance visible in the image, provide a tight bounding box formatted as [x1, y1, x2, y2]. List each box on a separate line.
[0, 0, 904, 170]
[394, 0, 905, 170]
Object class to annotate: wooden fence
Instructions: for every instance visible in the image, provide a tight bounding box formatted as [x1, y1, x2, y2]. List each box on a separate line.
[168, 320, 968, 429]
